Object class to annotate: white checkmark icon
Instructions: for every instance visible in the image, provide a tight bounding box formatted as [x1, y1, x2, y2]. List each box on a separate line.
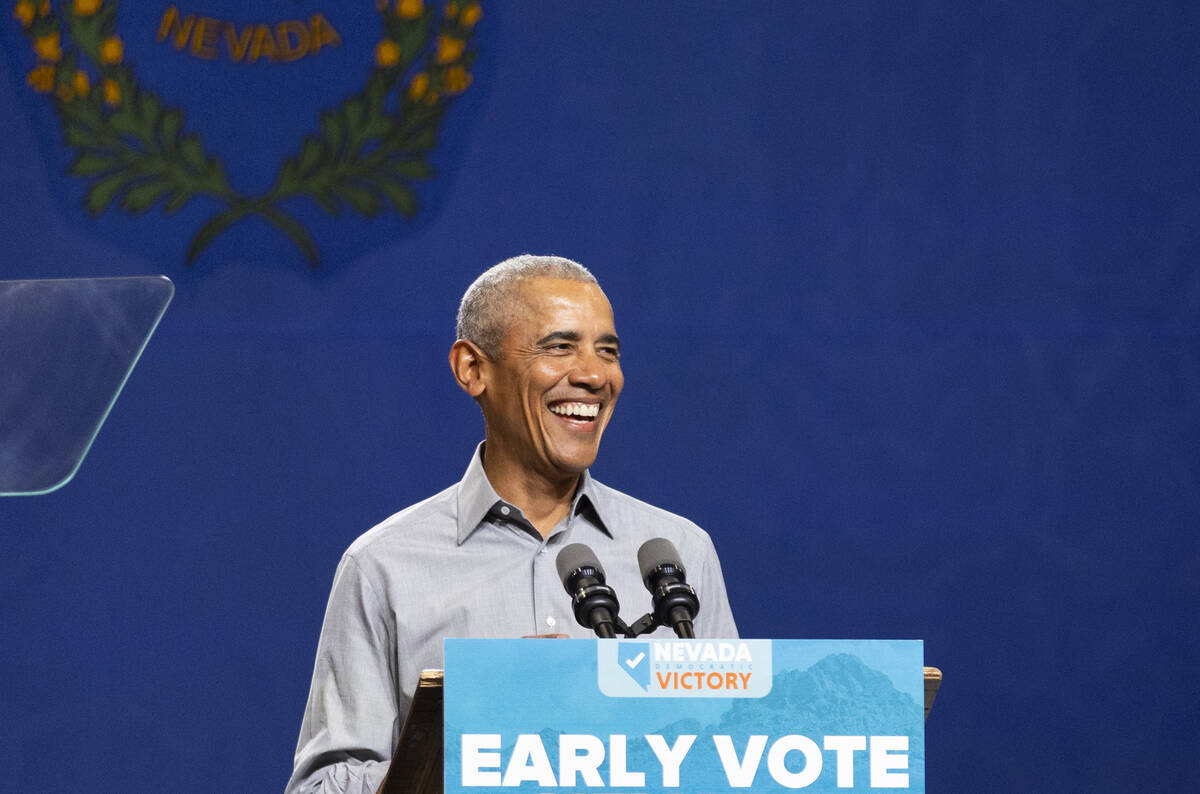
[624, 652, 645, 669]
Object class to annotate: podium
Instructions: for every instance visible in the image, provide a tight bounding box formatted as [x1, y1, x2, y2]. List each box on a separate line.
[0, 276, 173, 496]
[379, 669, 446, 794]
[380, 640, 941, 794]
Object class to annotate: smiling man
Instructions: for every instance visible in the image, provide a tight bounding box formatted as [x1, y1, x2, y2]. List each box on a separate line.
[285, 255, 738, 794]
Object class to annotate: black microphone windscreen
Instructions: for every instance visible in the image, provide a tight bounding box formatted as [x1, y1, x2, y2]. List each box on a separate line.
[556, 542, 605, 586]
[637, 538, 686, 587]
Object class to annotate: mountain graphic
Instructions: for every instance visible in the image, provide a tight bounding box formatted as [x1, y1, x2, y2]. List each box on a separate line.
[717, 653, 923, 745]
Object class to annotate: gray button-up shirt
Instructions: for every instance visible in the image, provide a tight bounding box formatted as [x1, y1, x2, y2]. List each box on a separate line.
[286, 445, 738, 793]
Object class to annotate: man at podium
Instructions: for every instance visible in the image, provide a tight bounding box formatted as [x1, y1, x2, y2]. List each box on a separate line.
[285, 255, 738, 793]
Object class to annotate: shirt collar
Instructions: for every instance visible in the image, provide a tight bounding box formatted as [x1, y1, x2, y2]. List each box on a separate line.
[455, 442, 612, 544]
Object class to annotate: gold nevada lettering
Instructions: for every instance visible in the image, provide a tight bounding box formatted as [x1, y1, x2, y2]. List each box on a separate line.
[157, 5, 342, 64]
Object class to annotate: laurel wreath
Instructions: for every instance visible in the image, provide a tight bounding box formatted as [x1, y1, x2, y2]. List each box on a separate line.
[14, 0, 481, 267]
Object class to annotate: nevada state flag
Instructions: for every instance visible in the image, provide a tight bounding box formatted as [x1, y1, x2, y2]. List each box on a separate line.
[4, 1, 487, 268]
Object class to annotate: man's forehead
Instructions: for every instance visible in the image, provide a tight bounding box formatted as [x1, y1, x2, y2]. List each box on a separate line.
[502, 277, 617, 338]
[515, 277, 612, 315]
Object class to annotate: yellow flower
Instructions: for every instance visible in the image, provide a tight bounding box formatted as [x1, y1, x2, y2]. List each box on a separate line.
[99, 35, 124, 64]
[102, 77, 120, 106]
[460, 2, 481, 29]
[73, 69, 90, 97]
[34, 32, 62, 62]
[38, 0, 49, 15]
[374, 38, 401, 68]
[444, 65, 472, 94]
[26, 64, 54, 93]
[424, 90, 439, 105]
[13, 1, 35, 27]
[73, 0, 102, 15]
[444, 1, 459, 19]
[396, 0, 422, 19]
[407, 71, 428, 100]
[435, 35, 464, 64]
[56, 82, 75, 101]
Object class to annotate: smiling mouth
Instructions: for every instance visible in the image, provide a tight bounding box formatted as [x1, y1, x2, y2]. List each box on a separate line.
[548, 401, 600, 426]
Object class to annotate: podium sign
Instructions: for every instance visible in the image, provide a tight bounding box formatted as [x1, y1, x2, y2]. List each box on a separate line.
[444, 639, 924, 793]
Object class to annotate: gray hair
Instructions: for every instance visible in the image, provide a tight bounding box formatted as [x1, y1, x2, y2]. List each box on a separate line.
[456, 254, 598, 356]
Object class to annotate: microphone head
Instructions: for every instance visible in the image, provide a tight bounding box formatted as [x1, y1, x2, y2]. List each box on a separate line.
[637, 538, 687, 588]
[556, 542, 606, 589]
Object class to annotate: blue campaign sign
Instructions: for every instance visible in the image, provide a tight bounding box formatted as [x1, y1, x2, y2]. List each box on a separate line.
[444, 639, 925, 793]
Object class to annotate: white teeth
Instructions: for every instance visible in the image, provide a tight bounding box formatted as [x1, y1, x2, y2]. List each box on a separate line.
[550, 402, 599, 419]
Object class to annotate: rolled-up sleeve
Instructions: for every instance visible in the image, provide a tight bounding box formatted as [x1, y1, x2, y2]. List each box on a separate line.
[285, 555, 398, 794]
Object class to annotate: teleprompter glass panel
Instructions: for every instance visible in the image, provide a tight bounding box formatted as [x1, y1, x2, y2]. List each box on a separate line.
[0, 276, 173, 496]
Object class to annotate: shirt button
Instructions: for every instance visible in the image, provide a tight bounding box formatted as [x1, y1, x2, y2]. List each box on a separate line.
[500, 506, 510, 516]
[546, 616, 557, 629]
[538, 547, 547, 555]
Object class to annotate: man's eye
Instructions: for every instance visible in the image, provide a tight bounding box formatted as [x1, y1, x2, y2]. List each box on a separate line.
[600, 347, 620, 358]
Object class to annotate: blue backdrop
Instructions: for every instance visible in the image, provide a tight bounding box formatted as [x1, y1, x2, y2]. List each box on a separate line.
[1, 2, 1197, 791]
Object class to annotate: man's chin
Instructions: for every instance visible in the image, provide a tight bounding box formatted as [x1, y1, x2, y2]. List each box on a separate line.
[546, 448, 600, 477]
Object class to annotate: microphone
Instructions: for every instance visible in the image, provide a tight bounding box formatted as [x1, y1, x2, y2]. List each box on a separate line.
[637, 538, 700, 638]
[556, 543, 621, 638]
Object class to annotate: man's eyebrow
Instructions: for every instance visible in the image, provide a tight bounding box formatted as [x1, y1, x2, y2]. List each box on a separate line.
[535, 331, 581, 345]
[534, 331, 621, 348]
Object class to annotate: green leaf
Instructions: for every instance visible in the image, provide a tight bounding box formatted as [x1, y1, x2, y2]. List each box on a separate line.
[320, 112, 344, 155]
[314, 193, 341, 215]
[275, 159, 299, 193]
[97, 3, 118, 33]
[122, 181, 171, 214]
[69, 153, 117, 177]
[297, 137, 323, 173]
[200, 157, 231, 195]
[179, 135, 205, 171]
[64, 124, 94, 149]
[364, 114, 393, 139]
[396, 16, 430, 61]
[84, 172, 129, 215]
[108, 108, 145, 138]
[400, 126, 437, 151]
[61, 102, 104, 137]
[365, 78, 387, 116]
[29, 16, 56, 39]
[377, 177, 417, 217]
[160, 109, 184, 149]
[187, 205, 254, 265]
[388, 158, 433, 179]
[399, 101, 441, 128]
[68, 9, 103, 51]
[138, 92, 163, 126]
[343, 97, 365, 130]
[333, 183, 380, 215]
[259, 206, 320, 268]
[164, 191, 192, 214]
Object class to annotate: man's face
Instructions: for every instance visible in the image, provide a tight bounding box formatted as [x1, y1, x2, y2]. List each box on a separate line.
[479, 277, 624, 484]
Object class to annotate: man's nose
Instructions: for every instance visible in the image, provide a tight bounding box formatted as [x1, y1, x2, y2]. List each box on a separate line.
[568, 351, 607, 389]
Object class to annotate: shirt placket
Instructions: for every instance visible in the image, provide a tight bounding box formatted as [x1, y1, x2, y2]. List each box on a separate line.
[529, 510, 578, 636]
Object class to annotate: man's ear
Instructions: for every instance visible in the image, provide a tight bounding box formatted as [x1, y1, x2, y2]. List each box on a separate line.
[449, 339, 488, 398]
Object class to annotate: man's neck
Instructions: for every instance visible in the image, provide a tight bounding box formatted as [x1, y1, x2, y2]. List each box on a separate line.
[481, 449, 580, 538]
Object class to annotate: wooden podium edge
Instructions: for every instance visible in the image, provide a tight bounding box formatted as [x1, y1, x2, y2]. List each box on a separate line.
[377, 669, 445, 794]
[924, 666, 942, 721]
